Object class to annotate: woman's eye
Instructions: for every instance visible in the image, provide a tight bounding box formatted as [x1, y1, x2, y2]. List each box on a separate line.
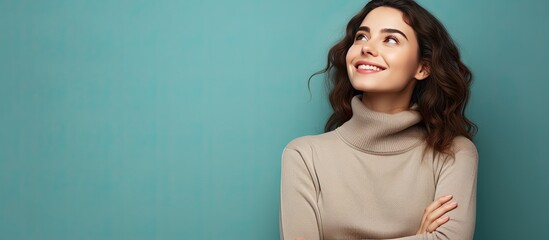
[355, 34, 368, 41]
[385, 36, 398, 44]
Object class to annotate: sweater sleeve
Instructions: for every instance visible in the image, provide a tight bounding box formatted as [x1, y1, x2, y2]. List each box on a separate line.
[279, 145, 323, 240]
[372, 137, 479, 240]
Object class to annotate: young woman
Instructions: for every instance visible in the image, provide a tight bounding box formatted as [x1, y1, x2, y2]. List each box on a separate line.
[280, 0, 478, 239]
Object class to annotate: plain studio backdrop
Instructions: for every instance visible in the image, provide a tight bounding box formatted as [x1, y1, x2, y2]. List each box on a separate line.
[1, 0, 548, 239]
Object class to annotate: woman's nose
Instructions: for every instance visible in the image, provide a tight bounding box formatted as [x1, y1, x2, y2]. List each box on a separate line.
[361, 42, 378, 57]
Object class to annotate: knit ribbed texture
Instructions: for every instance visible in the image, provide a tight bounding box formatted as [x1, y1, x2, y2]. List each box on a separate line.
[336, 95, 425, 154]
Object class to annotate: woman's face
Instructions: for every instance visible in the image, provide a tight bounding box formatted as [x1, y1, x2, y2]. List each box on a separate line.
[345, 7, 428, 94]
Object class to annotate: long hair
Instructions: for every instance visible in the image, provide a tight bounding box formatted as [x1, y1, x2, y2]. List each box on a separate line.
[311, 0, 477, 154]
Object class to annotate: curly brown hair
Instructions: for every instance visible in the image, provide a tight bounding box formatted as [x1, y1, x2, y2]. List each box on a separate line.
[310, 0, 477, 154]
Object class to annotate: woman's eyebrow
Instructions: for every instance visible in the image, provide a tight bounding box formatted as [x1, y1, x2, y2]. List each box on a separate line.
[356, 26, 408, 40]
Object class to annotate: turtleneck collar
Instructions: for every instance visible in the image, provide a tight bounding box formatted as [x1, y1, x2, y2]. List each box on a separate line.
[335, 95, 425, 154]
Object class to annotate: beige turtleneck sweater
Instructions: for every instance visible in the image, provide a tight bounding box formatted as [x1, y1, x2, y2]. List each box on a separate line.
[280, 95, 478, 240]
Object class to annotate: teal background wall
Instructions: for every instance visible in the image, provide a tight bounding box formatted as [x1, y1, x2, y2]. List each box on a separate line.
[1, 0, 547, 239]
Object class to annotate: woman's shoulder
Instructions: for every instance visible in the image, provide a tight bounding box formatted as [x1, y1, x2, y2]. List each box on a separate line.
[450, 136, 478, 156]
[284, 131, 339, 152]
[431, 136, 478, 174]
[436, 136, 479, 169]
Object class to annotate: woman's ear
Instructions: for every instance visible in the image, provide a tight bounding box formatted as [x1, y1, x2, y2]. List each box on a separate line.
[415, 62, 430, 80]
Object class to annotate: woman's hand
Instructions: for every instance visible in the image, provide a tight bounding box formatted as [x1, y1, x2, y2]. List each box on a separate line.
[416, 195, 458, 234]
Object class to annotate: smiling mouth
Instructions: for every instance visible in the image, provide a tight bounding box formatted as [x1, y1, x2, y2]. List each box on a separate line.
[357, 64, 384, 71]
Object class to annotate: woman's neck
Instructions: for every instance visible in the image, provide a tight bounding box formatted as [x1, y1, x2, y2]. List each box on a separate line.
[361, 91, 413, 114]
[360, 77, 417, 114]
[335, 95, 425, 154]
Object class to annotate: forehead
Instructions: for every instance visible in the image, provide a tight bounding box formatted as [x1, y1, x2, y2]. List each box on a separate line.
[360, 6, 414, 34]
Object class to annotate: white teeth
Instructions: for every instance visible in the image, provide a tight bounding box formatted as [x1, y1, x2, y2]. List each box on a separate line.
[357, 64, 382, 71]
